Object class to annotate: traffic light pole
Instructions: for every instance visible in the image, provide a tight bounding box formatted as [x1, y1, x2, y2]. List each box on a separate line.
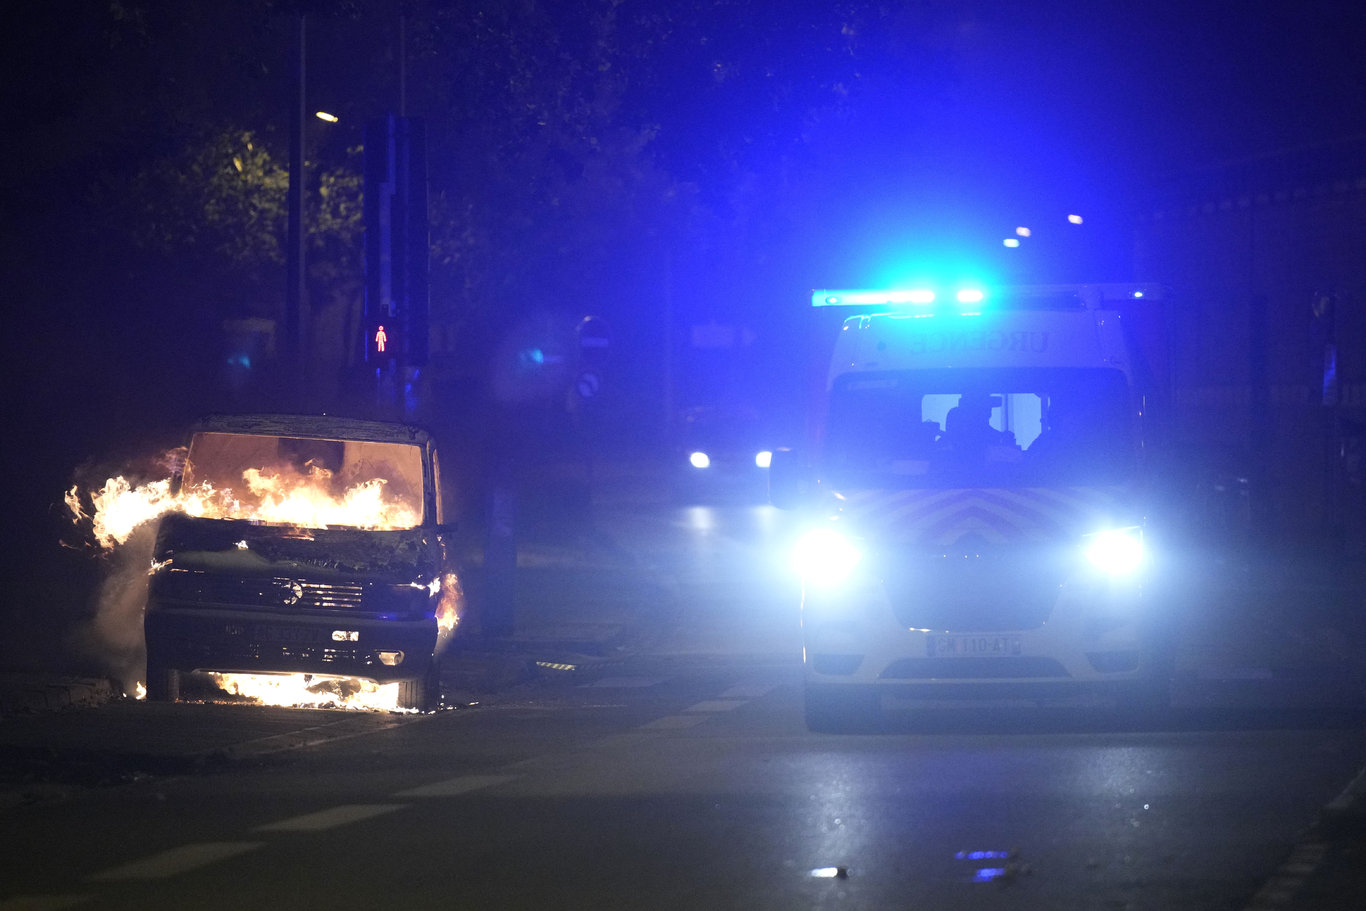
[362, 114, 428, 417]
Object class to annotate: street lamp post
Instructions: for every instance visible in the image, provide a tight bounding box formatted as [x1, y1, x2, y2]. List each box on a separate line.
[285, 13, 307, 383]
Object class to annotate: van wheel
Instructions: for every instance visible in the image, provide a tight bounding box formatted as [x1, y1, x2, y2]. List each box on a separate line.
[145, 661, 181, 703]
[399, 660, 442, 713]
[804, 684, 882, 733]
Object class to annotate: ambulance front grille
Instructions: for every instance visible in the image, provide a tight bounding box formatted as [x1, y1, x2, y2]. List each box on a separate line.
[881, 545, 1067, 632]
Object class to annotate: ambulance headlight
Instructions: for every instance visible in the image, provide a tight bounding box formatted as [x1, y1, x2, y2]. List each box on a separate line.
[1083, 527, 1144, 575]
[793, 527, 863, 587]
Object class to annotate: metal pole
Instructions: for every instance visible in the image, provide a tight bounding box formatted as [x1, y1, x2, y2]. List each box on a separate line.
[399, 15, 407, 118]
[286, 14, 306, 373]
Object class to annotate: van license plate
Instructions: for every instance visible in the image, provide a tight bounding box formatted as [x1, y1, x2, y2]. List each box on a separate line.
[928, 636, 1022, 658]
[254, 625, 320, 644]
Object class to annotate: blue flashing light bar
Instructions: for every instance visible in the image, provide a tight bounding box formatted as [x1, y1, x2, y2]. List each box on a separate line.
[815, 284, 1168, 312]
[814, 289, 937, 307]
[813, 288, 987, 309]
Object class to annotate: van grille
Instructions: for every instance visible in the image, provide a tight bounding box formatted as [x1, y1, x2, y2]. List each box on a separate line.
[154, 570, 367, 613]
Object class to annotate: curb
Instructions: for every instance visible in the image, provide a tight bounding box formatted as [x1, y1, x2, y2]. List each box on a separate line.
[1241, 760, 1366, 910]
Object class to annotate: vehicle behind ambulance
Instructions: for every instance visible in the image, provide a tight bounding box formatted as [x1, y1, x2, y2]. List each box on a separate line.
[772, 285, 1169, 731]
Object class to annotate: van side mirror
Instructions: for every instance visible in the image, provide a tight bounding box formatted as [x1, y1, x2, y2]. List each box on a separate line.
[768, 447, 810, 510]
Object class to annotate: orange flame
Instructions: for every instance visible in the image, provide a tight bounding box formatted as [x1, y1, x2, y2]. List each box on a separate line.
[68, 464, 420, 549]
[210, 673, 410, 712]
[436, 571, 462, 634]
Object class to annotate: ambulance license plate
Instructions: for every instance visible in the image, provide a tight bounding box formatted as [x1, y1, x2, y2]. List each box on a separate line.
[928, 635, 1022, 658]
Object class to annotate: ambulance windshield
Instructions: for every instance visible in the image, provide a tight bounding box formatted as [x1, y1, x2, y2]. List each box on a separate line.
[824, 367, 1135, 487]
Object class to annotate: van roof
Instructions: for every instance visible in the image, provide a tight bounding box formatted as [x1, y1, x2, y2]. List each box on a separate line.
[192, 414, 433, 446]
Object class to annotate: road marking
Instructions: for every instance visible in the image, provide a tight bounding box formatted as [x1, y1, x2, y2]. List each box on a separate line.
[1242, 842, 1327, 911]
[1198, 667, 1274, 680]
[88, 842, 264, 881]
[719, 684, 776, 700]
[0, 897, 93, 910]
[226, 715, 420, 759]
[1324, 763, 1366, 816]
[394, 774, 518, 798]
[587, 732, 653, 751]
[584, 676, 667, 688]
[683, 699, 746, 713]
[254, 803, 406, 832]
[640, 714, 708, 730]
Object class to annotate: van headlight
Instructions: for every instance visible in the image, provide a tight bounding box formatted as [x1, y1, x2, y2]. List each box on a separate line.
[793, 527, 863, 587]
[1083, 526, 1144, 575]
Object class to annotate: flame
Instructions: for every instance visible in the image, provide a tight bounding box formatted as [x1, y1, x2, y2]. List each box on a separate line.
[66, 476, 179, 549]
[209, 673, 411, 712]
[436, 571, 462, 634]
[68, 462, 421, 550]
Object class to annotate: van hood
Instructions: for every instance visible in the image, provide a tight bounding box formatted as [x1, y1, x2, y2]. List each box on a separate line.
[152, 512, 441, 580]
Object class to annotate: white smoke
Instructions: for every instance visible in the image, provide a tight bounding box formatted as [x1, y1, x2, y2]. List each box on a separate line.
[63, 452, 181, 697]
[68, 522, 157, 697]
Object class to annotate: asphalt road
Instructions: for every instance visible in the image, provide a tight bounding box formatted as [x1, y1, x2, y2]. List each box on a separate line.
[3, 657, 1366, 910]
[2, 464, 1365, 910]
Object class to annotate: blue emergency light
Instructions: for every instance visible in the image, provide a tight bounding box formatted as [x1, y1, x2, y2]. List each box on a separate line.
[814, 289, 936, 307]
[812, 288, 988, 309]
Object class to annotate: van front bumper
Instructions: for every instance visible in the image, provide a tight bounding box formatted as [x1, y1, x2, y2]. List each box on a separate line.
[145, 603, 441, 682]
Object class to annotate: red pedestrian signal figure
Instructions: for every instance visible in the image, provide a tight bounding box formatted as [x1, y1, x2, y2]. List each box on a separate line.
[374, 324, 388, 354]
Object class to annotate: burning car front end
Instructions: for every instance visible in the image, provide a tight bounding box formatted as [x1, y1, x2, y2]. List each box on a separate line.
[140, 415, 461, 711]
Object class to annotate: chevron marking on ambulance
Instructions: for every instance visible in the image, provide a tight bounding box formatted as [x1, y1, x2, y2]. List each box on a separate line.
[838, 487, 1123, 545]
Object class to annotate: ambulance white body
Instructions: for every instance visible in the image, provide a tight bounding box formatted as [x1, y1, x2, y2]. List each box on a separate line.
[780, 285, 1166, 731]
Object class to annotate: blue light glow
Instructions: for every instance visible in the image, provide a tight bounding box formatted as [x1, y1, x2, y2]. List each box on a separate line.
[956, 289, 985, 304]
[813, 289, 936, 307]
[955, 851, 1011, 861]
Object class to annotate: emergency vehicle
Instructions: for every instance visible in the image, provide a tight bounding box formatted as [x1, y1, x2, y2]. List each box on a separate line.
[770, 284, 1169, 731]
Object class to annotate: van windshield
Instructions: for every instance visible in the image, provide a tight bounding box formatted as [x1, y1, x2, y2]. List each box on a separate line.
[824, 367, 1136, 488]
[181, 432, 426, 529]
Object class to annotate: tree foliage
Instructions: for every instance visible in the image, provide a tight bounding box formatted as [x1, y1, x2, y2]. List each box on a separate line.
[10, 0, 950, 371]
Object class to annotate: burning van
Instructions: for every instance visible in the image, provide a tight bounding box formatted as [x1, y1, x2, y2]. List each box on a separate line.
[142, 414, 462, 711]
